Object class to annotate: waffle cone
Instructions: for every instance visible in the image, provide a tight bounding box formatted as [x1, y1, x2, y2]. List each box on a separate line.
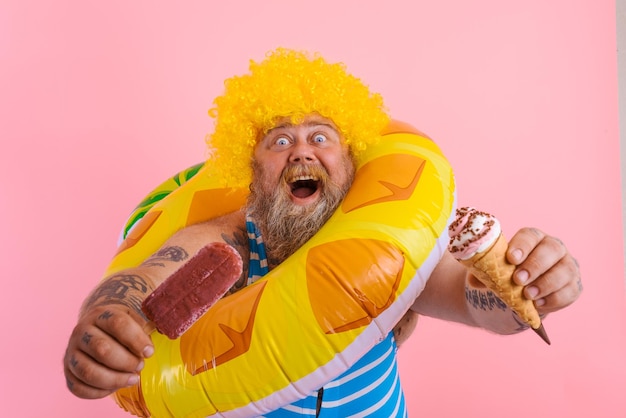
[460, 234, 542, 330]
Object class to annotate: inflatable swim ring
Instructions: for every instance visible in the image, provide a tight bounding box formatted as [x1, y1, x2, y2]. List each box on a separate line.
[110, 120, 456, 417]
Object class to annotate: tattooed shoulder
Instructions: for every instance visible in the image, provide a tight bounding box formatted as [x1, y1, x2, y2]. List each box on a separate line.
[221, 226, 249, 264]
[221, 223, 247, 246]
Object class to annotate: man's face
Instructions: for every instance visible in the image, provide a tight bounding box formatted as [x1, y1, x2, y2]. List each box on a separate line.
[252, 114, 354, 206]
[247, 114, 355, 266]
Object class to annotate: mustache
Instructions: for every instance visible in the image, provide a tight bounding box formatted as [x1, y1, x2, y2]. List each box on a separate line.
[281, 164, 330, 184]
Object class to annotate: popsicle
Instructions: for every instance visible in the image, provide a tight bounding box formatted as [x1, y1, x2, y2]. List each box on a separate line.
[142, 242, 243, 339]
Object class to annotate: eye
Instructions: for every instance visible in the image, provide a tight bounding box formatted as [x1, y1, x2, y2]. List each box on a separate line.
[312, 133, 327, 143]
[274, 136, 290, 146]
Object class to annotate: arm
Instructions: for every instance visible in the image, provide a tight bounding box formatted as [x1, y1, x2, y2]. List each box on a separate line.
[411, 227, 582, 334]
[64, 211, 247, 399]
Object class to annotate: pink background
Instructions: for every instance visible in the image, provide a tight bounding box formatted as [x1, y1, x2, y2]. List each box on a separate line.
[2, 1, 624, 417]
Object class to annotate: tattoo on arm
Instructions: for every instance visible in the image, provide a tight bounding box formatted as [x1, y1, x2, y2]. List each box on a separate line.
[84, 274, 153, 317]
[141, 246, 189, 267]
[98, 310, 113, 320]
[465, 286, 508, 312]
[466, 286, 531, 332]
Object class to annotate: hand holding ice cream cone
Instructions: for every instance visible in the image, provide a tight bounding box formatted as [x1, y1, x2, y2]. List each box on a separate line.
[448, 207, 550, 344]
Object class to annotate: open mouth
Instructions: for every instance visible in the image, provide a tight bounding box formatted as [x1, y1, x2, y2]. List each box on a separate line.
[289, 175, 320, 198]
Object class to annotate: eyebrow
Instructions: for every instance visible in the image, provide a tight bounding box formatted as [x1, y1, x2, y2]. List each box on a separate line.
[266, 120, 338, 134]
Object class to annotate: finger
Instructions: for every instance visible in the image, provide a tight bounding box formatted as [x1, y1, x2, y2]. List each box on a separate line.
[534, 278, 581, 314]
[525, 255, 582, 313]
[64, 348, 139, 399]
[65, 365, 116, 399]
[93, 307, 154, 360]
[511, 234, 568, 286]
[76, 323, 146, 374]
[506, 227, 545, 265]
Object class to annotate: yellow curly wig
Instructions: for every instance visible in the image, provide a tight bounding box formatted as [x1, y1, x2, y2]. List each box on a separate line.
[206, 48, 390, 188]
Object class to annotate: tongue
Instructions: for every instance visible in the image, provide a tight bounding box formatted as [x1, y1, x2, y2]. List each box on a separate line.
[292, 186, 315, 198]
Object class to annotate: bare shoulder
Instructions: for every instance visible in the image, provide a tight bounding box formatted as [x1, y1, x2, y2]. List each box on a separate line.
[182, 210, 249, 259]
[163, 211, 245, 251]
[212, 210, 246, 230]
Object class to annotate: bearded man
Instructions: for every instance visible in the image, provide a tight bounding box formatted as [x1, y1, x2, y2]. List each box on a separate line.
[64, 49, 582, 416]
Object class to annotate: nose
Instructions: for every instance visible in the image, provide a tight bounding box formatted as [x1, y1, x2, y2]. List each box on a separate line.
[288, 140, 317, 164]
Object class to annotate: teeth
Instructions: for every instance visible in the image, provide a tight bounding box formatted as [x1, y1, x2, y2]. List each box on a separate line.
[290, 175, 318, 182]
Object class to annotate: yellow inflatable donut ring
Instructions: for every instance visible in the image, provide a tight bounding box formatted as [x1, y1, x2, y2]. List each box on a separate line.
[110, 120, 456, 417]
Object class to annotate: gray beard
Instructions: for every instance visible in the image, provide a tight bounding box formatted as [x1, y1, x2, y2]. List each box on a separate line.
[246, 161, 353, 268]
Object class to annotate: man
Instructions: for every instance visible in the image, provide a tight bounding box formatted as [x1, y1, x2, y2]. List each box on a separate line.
[64, 49, 582, 416]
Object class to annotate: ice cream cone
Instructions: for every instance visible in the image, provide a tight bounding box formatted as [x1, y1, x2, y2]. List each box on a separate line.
[461, 233, 550, 345]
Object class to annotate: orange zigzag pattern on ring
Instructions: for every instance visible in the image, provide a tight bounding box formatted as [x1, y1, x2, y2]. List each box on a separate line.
[342, 154, 426, 213]
[307, 239, 405, 334]
[179, 281, 267, 376]
[306, 152, 425, 333]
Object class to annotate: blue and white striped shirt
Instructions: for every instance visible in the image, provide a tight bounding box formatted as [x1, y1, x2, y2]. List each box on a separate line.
[246, 216, 408, 417]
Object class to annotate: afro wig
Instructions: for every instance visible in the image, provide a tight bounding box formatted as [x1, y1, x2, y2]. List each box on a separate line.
[206, 48, 390, 187]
